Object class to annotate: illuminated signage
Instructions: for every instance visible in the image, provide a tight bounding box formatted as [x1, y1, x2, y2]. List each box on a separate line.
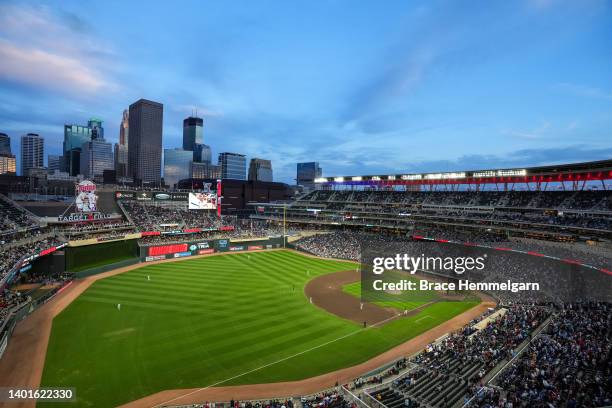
[473, 169, 527, 177]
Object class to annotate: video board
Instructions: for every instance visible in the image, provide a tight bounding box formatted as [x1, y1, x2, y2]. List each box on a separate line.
[188, 192, 217, 210]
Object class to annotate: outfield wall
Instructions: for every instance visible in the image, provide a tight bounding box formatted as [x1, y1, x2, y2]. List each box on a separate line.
[139, 236, 285, 262]
[65, 239, 139, 272]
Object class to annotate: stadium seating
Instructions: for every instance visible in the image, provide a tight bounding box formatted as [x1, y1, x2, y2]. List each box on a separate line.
[256, 190, 612, 240]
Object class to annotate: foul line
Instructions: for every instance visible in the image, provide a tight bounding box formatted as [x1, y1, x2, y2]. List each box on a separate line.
[153, 313, 399, 407]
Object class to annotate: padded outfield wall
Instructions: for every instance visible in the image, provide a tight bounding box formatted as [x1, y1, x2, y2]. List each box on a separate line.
[139, 236, 285, 261]
[65, 239, 139, 273]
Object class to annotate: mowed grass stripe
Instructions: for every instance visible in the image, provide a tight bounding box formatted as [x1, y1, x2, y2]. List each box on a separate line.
[146, 316, 348, 373]
[41, 250, 477, 408]
[86, 281, 300, 308]
[78, 290, 309, 320]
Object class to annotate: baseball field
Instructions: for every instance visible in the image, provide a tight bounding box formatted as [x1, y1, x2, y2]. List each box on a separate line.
[39, 250, 480, 407]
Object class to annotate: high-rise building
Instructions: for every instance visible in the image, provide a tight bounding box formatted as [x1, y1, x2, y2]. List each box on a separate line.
[248, 158, 273, 182]
[0, 133, 11, 155]
[80, 138, 113, 179]
[48, 154, 61, 172]
[193, 143, 212, 164]
[297, 162, 322, 189]
[128, 99, 163, 185]
[62, 119, 104, 176]
[0, 133, 15, 175]
[114, 143, 128, 178]
[0, 154, 16, 175]
[191, 162, 221, 180]
[182, 116, 211, 163]
[119, 109, 129, 145]
[115, 109, 129, 178]
[163, 148, 192, 188]
[218, 152, 246, 180]
[20, 133, 44, 176]
[88, 118, 104, 140]
[182, 116, 203, 148]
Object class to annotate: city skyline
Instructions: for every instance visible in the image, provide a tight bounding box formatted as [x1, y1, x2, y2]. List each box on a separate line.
[0, 1, 611, 183]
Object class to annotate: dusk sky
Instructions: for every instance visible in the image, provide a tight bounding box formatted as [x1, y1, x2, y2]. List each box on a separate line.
[1, 0, 611, 182]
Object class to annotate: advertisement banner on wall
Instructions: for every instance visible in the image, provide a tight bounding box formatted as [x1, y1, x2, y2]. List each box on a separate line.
[216, 239, 229, 250]
[148, 244, 188, 256]
[141, 238, 281, 261]
[145, 255, 166, 262]
[135, 192, 153, 201]
[188, 241, 211, 251]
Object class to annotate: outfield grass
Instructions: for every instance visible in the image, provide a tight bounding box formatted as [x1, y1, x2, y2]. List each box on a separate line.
[343, 272, 440, 310]
[40, 250, 478, 407]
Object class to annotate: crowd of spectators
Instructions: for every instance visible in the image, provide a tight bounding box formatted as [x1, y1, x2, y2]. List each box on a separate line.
[348, 358, 408, 390]
[120, 201, 223, 231]
[489, 302, 611, 407]
[301, 392, 351, 408]
[273, 189, 612, 238]
[298, 190, 611, 211]
[0, 236, 65, 283]
[373, 305, 549, 407]
[0, 196, 38, 235]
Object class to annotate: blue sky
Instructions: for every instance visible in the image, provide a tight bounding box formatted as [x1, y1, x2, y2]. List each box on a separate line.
[0, 0, 611, 182]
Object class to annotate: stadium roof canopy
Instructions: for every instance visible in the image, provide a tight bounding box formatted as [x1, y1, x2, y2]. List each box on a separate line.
[315, 159, 612, 187]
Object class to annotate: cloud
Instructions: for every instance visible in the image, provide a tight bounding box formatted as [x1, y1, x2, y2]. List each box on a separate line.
[0, 4, 117, 96]
[0, 40, 110, 91]
[553, 82, 612, 101]
[503, 121, 552, 140]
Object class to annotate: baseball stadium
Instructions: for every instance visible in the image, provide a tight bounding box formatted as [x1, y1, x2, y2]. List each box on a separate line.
[0, 159, 610, 408]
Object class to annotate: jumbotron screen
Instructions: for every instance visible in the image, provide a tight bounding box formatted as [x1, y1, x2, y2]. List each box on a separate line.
[188, 192, 217, 210]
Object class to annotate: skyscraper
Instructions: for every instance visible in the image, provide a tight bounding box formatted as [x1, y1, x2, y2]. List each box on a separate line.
[163, 148, 192, 188]
[297, 162, 322, 189]
[114, 143, 128, 178]
[0, 133, 10, 155]
[248, 158, 273, 182]
[182, 116, 211, 163]
[88, 118, 104, 140]
[128, 99, 163, 185]
[81, 139, 113, 179]
[62, 119, 104, 176]
[115, 109, 129, 178]
[193, 143, 212, 164]
[119, 109, 129, 145]
[0, 155, 16, 175]
[218, 152, 246, 180]
[21, 133, 44, 176]
[0, 133, 16, 175]
[182, 116, 203, 148]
